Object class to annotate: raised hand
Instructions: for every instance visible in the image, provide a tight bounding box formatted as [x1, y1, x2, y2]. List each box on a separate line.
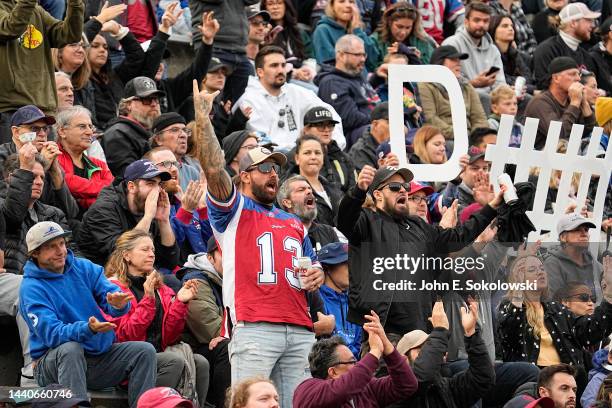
[460, 298, 478, 336]
[40, 141, 60, 171]
[357, 165, 376, 192]
[199, 11, 220, 45]
[181, 180, 205, 213]
[177, 279, 199, 303]
[439, 199, 458, 229]
[18, 142, 38, 171]
[160, 2, 184, 33]
[193, 79, 220, 118]
[106, 291, 133, 309]
[364, 310, 393, 355]
[88, 316, 117, 333]
[428, 301, 449, 330]
[143, 272, 159, 297]
[155, 189, 171, 222]
[144, 186, 160, 220]
[472, 173, 495, 206]
[94, 1, 127, 24]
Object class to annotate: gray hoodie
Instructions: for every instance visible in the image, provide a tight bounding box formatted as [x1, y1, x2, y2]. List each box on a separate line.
[543, 245, 603, 301]
[441, 26, 506, 93]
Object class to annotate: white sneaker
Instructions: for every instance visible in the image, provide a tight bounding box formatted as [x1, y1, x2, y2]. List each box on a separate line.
[20, 363, 37, 387]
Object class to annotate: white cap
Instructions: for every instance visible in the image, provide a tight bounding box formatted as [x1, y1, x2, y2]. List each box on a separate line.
[559, 3, 600, 24]
[26, 222, 71, 252]
[556, 213, 596, 235]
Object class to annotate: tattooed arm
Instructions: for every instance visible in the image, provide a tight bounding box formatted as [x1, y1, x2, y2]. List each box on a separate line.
[193, 80, 233, 201]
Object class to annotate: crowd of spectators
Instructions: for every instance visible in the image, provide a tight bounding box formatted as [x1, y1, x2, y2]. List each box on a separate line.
[1, 0, 612, 407]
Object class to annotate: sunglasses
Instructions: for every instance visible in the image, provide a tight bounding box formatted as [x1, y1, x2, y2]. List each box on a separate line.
[134, 96, 159, 106]
[23, 125, 51, 134]
[569, 293, 596, 302]
[378, 182, 411, 193]
[247, 162, 280, 174]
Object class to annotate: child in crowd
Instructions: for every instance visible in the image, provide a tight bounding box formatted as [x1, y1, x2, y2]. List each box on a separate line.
[488, 85, 523, 147]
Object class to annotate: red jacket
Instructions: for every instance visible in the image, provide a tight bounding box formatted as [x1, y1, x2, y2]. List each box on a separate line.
[57, 146, 114, 209]
[104, 278, 188, 351]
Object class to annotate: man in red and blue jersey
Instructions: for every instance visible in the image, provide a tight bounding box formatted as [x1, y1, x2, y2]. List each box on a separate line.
[193, 81, 324, 408]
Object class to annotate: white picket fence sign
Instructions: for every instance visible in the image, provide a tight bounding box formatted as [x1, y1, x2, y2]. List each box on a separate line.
[388, 66, 612, 242]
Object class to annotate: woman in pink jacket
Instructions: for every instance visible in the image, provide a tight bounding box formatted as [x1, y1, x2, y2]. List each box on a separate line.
[104, 229, 210, 407]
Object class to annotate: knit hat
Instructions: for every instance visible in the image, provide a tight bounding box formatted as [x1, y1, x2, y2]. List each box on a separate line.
[595, 97, 612, 126]
[548, 57, 578, 76]
[222, 130, 257, 165]
[151, 112, 186, 134]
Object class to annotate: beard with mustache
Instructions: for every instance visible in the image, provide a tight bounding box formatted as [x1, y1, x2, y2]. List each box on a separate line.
[130, 107, 159, 130]
[292, 196, 317, 224]
[251, 178, 278, 204]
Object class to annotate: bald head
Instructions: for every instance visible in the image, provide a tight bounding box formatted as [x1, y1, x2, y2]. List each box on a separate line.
[335, 34, 366, 75]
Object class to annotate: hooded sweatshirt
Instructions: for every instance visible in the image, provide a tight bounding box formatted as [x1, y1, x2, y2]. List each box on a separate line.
[319, 284, 362, 358]
[543, 245, 603, 300]
[441, 26, 506, 93]
[582, 349, 612, 408]
[311, 15, 379, 72]
[19, 251, 129, 360]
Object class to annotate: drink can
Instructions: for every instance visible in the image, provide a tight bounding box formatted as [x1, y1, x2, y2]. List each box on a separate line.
[514, 76, 526, 97]
[297, 257, 312, 289]
[497, 173, 519, 204]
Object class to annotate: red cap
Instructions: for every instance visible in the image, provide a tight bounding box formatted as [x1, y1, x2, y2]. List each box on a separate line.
[137, 387, 193, 408]
[504, 395, 555, 408]
[408, 181, 434, 196]
[460, 202, 483, 224]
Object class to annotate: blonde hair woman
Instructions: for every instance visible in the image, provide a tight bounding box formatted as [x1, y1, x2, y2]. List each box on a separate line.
[226, 377, 279, 408]
[104, 229, 210, 407]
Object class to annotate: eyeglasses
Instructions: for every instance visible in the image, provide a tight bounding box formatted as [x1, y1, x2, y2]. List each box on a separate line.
[66, 42, 89, 49]
[378, 182, 411, 193]
[407, 196, 427, 204]
[342, 51, 367, 58]
[159, 127, 191, 137]
[240, 144, 259, 150]
[246, 162, 281, 174]
[311, 122, 335, 130]
[156, 160, 180, 169]
[65, 123, 96, 132]
[23, 125, 51, 134]
[333, 359, 357, 367]
[569, 293, 596, 302]
[133, 96, 159, 106]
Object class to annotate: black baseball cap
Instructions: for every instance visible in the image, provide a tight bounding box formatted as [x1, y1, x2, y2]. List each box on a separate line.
[206, 236, 218, 254]
[430, 45, 469, 65]
[371, 102, 389, 121]
[369, 166, 414, 194]
[124, 76, 166, 99]
[208, 57, 233, 75]
[246, 5, 271, 21]
[303, 106, 339, 125]
[548, 56, 578, 76]
[124, 159, 171, 182]
[11, 105, 56, 126]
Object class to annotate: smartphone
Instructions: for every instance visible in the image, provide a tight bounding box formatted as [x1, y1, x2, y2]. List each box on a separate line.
[19, 132, 36, 144]
[486, 66, 500, 76]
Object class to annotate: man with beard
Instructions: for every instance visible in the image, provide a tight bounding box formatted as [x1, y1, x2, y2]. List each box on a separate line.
[150, 112, 200, 191]
[543, 213, 604, 302]
[102, 77, 164, 176]
[233, 45, 345, 152]
[78, 159, 179, 270]
[277, 175, 342, 252]
[194, 80, 325, 407]
[533, 3, 611, 94]
[316, 35, 381, 148]
[144, 146, 213, 258]
[337, 164, 505, 337]
[537, 364, 578, 408]
[442, 2, 505, 114]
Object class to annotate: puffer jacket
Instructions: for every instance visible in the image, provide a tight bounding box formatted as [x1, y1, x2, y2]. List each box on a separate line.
[104, 277, 187, 351]
[497, 300, 612, 366]
[78, 181, 179, 268]
[1, 169, 71, 274]
[57, 144, 113, 210]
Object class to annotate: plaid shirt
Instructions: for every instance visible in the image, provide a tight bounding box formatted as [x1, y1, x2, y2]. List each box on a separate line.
[490, 1, 538, 56]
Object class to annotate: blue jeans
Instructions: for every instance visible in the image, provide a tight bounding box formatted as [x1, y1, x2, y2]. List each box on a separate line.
[212, 48, 254, 104]
[229, 322, 315, 408]
[38, 0, 65, 19]
[35, 341, 157, 408]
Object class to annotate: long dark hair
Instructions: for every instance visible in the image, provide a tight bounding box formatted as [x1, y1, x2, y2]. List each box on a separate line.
[488, 14, 514, 42]
[261, 0, 307, 61]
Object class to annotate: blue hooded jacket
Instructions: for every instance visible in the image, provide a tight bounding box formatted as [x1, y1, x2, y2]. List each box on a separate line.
[319, 284, 362, 358]
[19, 251, 130, 359]
[581, 348, 612, 408]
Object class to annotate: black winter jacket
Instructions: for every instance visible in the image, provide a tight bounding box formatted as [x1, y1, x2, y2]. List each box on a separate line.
[337, 186, 497, 334]
[102, 117, 152, 177]
[78, 182, 179, 268]
[348, 128, 379, 172]
[307, 222, 340, 253]
[388, 328, 495, 408]
[1, 169, 71, 274]
[497, 300, 612, 366]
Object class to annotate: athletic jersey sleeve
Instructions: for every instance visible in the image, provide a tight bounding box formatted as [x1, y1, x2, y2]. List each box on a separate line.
[206, 185, 243, 233]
